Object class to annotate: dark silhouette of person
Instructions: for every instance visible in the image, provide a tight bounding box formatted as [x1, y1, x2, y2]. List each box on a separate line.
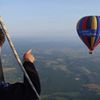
[0, 25, 41, 100]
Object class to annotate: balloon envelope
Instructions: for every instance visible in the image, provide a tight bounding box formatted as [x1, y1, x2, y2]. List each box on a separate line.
[77, 16, 100, 53]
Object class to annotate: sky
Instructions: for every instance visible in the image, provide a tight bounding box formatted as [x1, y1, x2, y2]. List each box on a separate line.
[0, 0, 100, 41]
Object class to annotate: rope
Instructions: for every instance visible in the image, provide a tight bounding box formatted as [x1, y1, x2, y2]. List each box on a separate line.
[0, 16, 40, 100]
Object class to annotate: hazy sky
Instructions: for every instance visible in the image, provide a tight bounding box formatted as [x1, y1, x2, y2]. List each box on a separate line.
[0, 0, 100, 40]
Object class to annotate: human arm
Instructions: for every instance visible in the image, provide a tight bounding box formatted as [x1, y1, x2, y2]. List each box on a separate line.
[23, 49, 41, 96]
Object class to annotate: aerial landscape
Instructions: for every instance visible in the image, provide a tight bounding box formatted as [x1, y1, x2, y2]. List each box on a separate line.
[1, 38, 100, 100]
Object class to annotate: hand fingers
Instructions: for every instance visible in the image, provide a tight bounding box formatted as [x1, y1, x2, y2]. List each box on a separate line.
[26, 49, 32, 54]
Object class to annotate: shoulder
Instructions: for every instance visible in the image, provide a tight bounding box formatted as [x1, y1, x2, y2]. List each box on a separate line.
[0, 82, 24, 89]
[0, 82, 10, 88]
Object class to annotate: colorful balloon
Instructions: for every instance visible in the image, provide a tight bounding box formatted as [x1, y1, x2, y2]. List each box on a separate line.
[77, 16, 100, 54]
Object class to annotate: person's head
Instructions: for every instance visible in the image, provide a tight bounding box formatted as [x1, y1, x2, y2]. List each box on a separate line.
[0, 25, 5, 47]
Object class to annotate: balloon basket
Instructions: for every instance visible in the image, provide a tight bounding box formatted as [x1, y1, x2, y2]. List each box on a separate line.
[89, 51, 92, 54]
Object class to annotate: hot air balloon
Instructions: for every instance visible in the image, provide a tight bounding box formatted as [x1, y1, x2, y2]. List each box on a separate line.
[77, 16, 100, 54]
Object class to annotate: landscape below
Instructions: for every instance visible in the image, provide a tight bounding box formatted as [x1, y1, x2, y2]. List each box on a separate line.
[2, 38, 100, 100]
